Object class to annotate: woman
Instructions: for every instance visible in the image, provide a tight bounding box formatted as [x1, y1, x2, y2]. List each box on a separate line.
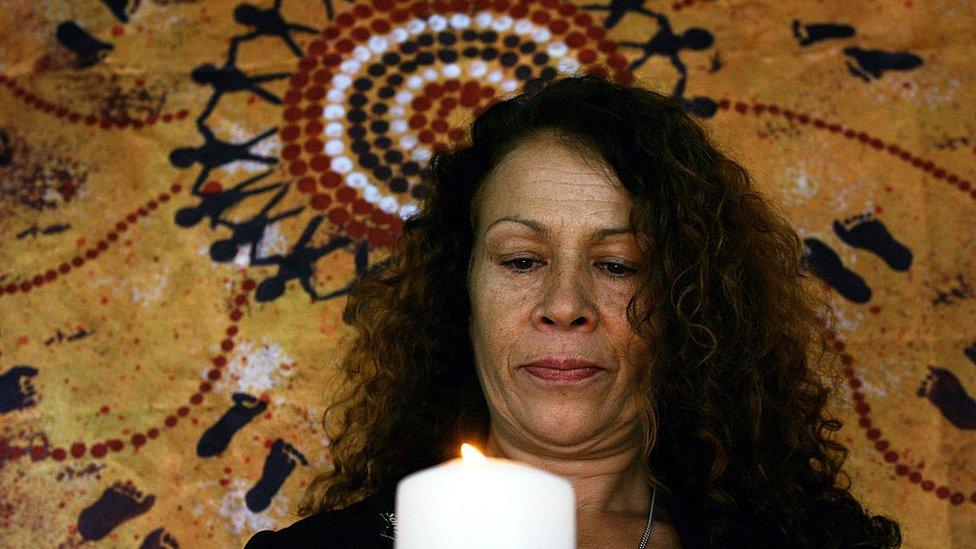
[246, 76, 901, 548]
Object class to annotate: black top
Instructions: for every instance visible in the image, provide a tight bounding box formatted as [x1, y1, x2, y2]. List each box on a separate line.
[244, 484, 707, 548]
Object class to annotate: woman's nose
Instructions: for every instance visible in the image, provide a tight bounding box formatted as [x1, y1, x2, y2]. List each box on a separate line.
[532, 262, 597, 332]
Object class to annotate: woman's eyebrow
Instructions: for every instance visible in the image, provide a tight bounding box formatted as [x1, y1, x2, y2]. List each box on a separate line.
[483, 217, 631, 243]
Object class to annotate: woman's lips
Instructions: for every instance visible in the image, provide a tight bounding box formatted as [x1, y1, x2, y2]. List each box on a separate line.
[522, 366, 602, 382]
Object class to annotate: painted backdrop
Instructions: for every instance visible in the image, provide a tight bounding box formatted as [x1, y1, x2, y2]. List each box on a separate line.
[1, 0, 974, 547]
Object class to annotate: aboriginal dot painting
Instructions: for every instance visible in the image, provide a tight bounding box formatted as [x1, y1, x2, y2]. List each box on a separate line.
[1, 0, 974, 546]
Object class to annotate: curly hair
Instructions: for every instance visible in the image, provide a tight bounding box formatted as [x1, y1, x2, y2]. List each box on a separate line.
[300, 76, 901, 547]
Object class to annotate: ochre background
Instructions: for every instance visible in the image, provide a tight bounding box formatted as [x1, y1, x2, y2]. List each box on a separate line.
[1, 0, 974, 547]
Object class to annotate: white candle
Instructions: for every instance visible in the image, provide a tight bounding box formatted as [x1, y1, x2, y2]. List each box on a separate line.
[394, 444, 575, 548]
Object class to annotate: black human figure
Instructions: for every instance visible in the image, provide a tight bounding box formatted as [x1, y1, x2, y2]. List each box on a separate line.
[210, 184, 304, 263]
[245, 439, 308, 513]
[197, 393, 268, 457]
[192, 39, 291, 125]
[174, 170, 284, 229]
[234, 0, 318, 57]
[55, 21, 113, 68]
[616, 9, 717, 117]
[99, 0, 139, 23]
[581, 0, 653, 29]
[252, 215, 356, 301]
[0, 365, 38, 414]
[802, 237, 872, 303]
[843, 47, 923, 82]
[169, 123, 278, 195]
[323, 0, 355, 21]
[791, 20, 855, 46]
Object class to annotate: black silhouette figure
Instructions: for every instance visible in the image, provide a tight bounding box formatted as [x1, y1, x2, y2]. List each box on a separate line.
[581, 0, 653, 29]
[843, 47, 923, 82]
[174, 170, 284, 229]
[99, 0, 140, 23]
[169, 124, 278, 195]
[210, 184, 304, 263]
[191, 39, 291, 124]
[791, 20, 855, 46]
[918, 366, 976, 430]
[55, 21, 113, 68]
[0, 365, 38, 414]
[833, 213, 913, 271]
[197, 393, 268, 457]
[77, 481, 155, 541]
[252, 215, 356, 302]
[0, 129, 11, 166]
[802, 237, 872, 303]
[140, 527, 180, 549]
[245, 438, 308, 513]
[234, 0, 318, 57]
[616, 9, 717, 117]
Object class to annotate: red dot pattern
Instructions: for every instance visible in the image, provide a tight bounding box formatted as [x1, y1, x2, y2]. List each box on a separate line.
[820, 328, 975, 506]
[0, 278, 256, 464]
[278, 0, 630, 249]
[0, 73, 188, 130]
[0, 184, 182, 300]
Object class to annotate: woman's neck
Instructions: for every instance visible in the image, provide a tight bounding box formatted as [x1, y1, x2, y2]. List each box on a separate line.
[484, 428, 652, 518]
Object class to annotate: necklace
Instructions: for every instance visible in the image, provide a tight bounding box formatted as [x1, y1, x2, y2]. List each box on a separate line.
[637, 485, 657, 549]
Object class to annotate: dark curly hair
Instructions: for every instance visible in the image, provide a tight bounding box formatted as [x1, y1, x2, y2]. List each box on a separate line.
[301, 76, 901, 547]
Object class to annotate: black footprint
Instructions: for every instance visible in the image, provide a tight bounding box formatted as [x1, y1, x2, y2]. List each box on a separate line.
[0, 365, 39, 414]
[55, 21, 113, 69]
[77, 480, 155, 541]
[791, 20, 855, 47]
[197, 393, 267, 457]
[917, 366, 976, 430]
[803, 237, 872, 303]
[140, 527, 180, 548]
[245, 439, 308, 513]
[99, 0, 140, 23]
[843, 47, 923, 82]
[833, 213, 912, 271]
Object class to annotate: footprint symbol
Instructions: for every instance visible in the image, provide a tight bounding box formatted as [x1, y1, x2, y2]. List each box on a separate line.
[197, 393, 267, 457]
[140, 526, 180, 548]
[833, 213, 913, 271]
[0, 365, 39, 414]
[245, 439, 308, 513]
[917, 366, 976, 430]
[77, 480, 156, 541]
[802, 237, 872, 303]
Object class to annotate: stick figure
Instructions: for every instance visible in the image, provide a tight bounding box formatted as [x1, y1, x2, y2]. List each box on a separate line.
[617, 8, 717, 117]
[169, 123, 278, 195]
[174, 170, 284, 229]
[209, 183, 304, 263]
[581, 0, 654, 29]
[252, 215, 355, 302]
[233, 0, 318, 57]
[191, 38, 291, 124]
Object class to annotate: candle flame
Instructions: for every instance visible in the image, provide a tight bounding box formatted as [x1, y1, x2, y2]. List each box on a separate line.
[460, 443, 486, 463]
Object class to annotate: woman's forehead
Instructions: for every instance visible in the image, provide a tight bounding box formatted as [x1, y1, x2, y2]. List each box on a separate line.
[474, 136, 632, 234]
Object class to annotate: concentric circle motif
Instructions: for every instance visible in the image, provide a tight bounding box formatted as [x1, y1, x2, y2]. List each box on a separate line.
[279, 0, 632, 249]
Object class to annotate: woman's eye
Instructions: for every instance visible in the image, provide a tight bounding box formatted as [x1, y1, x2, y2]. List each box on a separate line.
[600, 262, 638, 278]
[501, 258, 540, 272]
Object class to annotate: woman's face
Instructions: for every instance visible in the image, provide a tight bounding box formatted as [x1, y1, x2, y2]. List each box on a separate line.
[467, 133, 649, 452]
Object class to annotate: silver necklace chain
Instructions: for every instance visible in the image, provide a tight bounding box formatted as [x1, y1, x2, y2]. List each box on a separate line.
[637, 485, 657, 549]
